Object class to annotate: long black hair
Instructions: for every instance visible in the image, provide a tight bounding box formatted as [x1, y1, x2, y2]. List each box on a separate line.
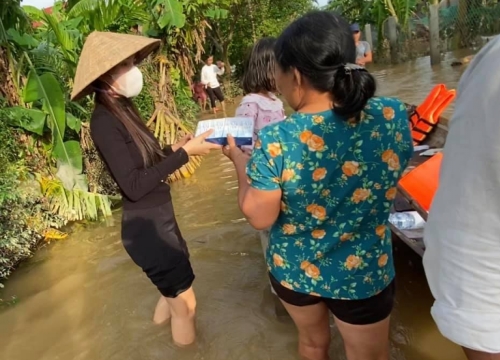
[274, 11, 376, 119]
[241, 37, 277, 94]
[93, 78, 164, 168]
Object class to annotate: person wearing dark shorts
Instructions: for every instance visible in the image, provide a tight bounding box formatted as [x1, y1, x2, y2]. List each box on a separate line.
[224, 11, 412, 360]
[205, 85, 225, 110]
[201, 55, 225, 113]
[71, 31, 220, 347]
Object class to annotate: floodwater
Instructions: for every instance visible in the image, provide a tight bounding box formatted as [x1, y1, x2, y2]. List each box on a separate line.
[0, 53, 470, 360]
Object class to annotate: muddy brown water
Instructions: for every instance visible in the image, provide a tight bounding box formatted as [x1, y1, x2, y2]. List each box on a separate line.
[0, 53, 471, 360]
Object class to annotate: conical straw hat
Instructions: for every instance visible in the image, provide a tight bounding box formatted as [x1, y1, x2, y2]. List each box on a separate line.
[71, 31, 160, 101]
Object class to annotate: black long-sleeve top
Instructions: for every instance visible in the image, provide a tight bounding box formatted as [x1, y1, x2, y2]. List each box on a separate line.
[90, 103, 189, 210]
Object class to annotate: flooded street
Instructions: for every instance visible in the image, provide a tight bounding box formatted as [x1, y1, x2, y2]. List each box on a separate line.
[0, 55, 469, 360]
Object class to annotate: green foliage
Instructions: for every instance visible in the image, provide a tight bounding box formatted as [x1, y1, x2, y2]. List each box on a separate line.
[0, 102, 64, 285]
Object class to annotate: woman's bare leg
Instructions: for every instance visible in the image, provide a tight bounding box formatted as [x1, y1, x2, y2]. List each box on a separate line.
[280, 300, 331, 360]
[165, 286, 197, 346]
[153, 296, 171, 324]
[334, 315, 391, 360]
[463, 348, 500, 360]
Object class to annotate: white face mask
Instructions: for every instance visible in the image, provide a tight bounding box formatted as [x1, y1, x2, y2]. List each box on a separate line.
[112, 66, 143, 98]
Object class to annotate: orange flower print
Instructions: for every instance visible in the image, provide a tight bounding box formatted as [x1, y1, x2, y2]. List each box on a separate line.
[351, 188, 371, 204]
[307, 135, 325, 152]
[381, 149, 401, 171]
[340, 233, 353, 242]
[273, 253, 284, 267]
[381, 149, 394, 162]
[306, 204, 327, 221]
[347, 117, 357, 126]
[297, 163, 304, 170]
[267, 142, 282, 158]
[300, 262, 321, 280]
[387, 156, 400, 171]
[321, 189, 330, 197]
[282, 169, 295, 182]
[300, 260, 311, 270]
[312, 115, 324, 124]
[300, 130, 313, 143]
[374, 183, 382, 190]
[345, 255, 362, 270]
[312, 229, 326, 239]
[280, 201, 288, 212]
[254, 138, 262, 149]
[312, 167, 327, 181]
[385, 187, 397, 200]
[376, 225, 386, 238]
[342, 161, 359, 177]
[395, 132, 403, 142]
[309, 292, 321, 297]
[280, 280, 294, 290]
[378, 254, 389, 267]
[383, 106, 395, 121]
[282, 224, 297, 235]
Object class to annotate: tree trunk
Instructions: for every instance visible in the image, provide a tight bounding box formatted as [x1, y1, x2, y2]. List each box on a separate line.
[222, 43, 231, 75]
[0, 47, 20, 106]
[455, 0, 470, 48]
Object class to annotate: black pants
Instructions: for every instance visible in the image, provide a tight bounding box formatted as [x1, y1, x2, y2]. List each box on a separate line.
[206, 86, 224, 108]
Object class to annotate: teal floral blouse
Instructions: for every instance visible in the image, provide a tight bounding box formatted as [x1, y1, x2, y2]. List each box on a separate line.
[246, 97, 413, 300]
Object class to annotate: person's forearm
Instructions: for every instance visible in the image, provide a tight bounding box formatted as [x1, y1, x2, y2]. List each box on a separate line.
[232, 153, 250, 208]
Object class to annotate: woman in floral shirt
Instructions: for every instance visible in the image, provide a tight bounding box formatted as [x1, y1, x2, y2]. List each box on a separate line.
[224, 11, 412, 360]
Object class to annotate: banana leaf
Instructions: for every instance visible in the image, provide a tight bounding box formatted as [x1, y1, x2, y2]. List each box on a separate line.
[6, 107, 46, 135]
[23, 68, 84, 190]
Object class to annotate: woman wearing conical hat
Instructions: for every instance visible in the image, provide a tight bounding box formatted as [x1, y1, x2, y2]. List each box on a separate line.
[71, 31, 220, 346]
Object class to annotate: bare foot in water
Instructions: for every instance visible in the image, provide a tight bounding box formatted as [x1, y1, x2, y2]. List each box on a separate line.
[153, 296, 171, 325]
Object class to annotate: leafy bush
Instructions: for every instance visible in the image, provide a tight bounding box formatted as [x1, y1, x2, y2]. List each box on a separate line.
[0, 101, 64, 285]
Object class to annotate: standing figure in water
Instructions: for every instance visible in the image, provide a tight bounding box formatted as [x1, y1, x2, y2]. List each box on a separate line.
[201, 55, 226, 114]
[224, 11, 412, 360]
[71, 32, 220, 346]
[423, 36, 500, 360]
[351, 23, 372, 66]
[234, 37, 286, 261]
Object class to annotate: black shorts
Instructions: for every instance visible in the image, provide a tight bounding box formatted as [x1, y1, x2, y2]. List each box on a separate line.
[206, 86, 224, 107]
[121, 202, 194, 298]
[269, 273, 395, 325]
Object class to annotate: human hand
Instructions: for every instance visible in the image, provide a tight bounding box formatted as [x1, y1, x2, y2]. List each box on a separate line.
[182, 129, 221, 156]
[172, 134, 193, 152]
[217, 61, 224, 68]
[356, 59, 365, 66]
[222, 134, 250, 162]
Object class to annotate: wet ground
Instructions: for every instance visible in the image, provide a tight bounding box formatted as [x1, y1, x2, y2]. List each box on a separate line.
[0, 53, 470, 360]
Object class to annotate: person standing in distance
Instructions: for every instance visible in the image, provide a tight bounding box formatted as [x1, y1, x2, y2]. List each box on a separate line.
[351, 23, 373, 66]
[201, 55, 225, 114]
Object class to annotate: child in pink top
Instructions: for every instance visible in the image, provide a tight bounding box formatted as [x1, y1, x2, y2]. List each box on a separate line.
[234, 38, 285, 288]
[235, 37, 285, 152]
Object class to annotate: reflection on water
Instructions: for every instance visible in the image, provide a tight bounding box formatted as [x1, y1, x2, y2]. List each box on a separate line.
[0, 55, 469, 360]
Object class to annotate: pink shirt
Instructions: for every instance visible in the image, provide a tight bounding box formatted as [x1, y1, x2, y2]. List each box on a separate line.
[235, 93, 286, 149]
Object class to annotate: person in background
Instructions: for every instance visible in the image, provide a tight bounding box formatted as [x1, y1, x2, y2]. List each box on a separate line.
[351, 23, 373, 66]
[201, 55, 225, 114]
[234, 37, 286, 269]
[192, 78, 208, 111]
[71, 32, 220, 347]
[423, 36, 500, 360]
[224, 11, 412, 360]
